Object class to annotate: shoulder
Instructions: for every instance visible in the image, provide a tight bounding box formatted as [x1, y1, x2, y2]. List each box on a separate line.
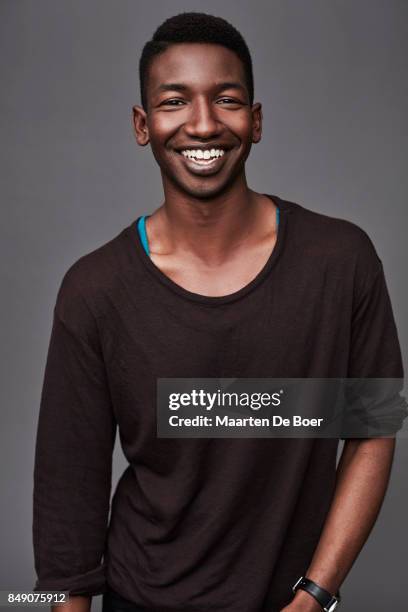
[284, 198, 378, 252]
[53, 224, 131, 334]
[281, 197, 383, 278]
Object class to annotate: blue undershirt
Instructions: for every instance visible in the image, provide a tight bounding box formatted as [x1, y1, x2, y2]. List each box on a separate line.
[137, 206, 280, 257]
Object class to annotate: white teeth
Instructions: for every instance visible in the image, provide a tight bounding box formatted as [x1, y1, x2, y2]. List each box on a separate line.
[180, 148, 226, 160]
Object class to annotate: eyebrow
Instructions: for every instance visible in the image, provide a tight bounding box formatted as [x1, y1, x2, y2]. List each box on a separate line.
[155, 81, 247, 94]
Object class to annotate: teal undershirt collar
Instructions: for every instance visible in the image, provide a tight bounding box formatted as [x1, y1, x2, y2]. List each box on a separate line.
[137, 206, 280, 257]
[137, 215, 150, 256]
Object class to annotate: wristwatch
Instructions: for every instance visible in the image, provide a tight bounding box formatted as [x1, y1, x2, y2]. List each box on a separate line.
[292, 576, 340, 611]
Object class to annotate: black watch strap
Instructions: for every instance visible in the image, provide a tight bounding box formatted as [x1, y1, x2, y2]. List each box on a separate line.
[292, 576, 340, 611]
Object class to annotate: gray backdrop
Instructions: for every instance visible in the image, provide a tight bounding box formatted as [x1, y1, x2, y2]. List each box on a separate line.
[1, 1, 407, 610]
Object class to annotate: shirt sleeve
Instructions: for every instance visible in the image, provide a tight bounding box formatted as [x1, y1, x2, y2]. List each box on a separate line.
[343, 235, 408, 437]
[32, 267, 117, 596]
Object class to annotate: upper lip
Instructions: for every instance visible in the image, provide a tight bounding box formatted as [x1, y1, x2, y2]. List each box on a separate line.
[175, 144, 232, 152]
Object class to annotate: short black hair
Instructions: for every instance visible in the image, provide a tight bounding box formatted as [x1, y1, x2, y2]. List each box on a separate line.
[139, 12, 254, 111]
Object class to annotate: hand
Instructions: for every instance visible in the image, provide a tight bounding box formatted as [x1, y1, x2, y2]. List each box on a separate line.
[280, 604, 321, 612]
[280, 589, 322, 612]
[51, 595, 92, 612]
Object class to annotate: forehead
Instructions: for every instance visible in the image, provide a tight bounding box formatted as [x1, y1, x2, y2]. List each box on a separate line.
[147, 43, 246, 93]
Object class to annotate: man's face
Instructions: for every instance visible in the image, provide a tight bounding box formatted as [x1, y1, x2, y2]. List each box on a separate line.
[133, 43, 262, 199]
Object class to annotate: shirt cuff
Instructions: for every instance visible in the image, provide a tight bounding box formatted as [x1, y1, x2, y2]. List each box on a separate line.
[33, 562, 107, 596]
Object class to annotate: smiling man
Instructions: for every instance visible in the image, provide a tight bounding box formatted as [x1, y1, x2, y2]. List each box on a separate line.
[33, 12, 407, 612]
[132, 22, 277, 298]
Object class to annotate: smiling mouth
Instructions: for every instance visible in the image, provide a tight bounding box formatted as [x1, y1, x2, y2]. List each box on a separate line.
[176, 148, 230, 174]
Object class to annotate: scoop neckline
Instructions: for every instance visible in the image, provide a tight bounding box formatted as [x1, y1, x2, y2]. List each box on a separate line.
[125, 194, 291, 306]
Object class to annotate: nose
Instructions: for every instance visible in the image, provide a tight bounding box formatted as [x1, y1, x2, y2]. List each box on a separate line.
[184, 97, 222, 139]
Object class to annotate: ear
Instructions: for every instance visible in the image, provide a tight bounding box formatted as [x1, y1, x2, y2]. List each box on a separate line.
[251, 102, 262, 144]
[132, 105, 149, 146]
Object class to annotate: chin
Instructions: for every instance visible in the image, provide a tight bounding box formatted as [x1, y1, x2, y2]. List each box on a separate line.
[172, 172, 239, 201]
[182, 183, 226, 200]
[190, 184, 237, 201]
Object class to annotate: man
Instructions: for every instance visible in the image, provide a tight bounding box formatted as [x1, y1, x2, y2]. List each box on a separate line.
[33, 12, 406, 612]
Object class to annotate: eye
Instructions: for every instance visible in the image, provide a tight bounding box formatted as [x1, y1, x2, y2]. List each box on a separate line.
[159, 99, 186, 106]
[216, 97, 243, 107]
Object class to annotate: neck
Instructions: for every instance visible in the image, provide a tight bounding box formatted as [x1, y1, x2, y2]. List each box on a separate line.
[150, 175, 275, 266]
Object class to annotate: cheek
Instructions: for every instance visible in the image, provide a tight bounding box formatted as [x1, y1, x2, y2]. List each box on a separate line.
[226, 113, 254, 143]
[148, 114, 183, 145]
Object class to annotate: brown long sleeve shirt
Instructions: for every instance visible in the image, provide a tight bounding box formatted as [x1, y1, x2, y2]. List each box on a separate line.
[33, 195, 407, 611]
